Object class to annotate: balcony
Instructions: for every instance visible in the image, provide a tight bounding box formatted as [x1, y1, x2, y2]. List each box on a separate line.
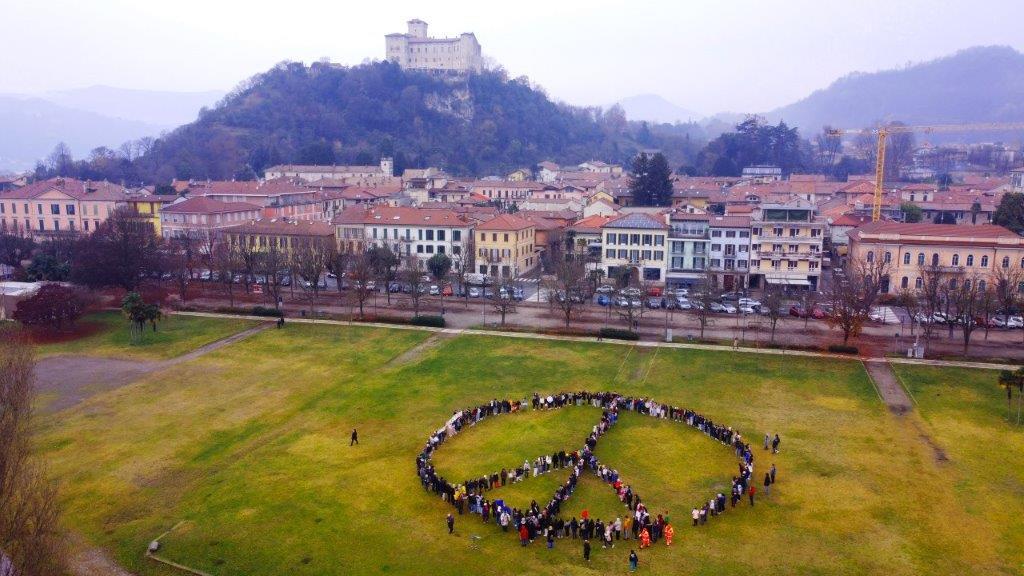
[756, 250, 822, 261]
[668, 229, 708, 239]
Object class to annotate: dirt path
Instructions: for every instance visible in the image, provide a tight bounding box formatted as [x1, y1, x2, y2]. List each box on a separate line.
[34, 322, 272, 414]
[385, 331, 457, 368]
[66, 533, 136, 576]
[863, 360, 914, 414]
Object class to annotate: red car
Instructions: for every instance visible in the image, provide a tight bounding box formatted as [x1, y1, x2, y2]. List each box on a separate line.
[647, 286, 663, 297]
[789, 305, 807, 318]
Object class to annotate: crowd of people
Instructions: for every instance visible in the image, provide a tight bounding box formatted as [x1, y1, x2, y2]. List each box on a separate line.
[415, 391, 779, 560]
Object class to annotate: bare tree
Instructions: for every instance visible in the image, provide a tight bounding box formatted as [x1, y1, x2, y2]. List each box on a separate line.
[816, 126, 842, 177]
[885, 122, 916, 181]
[919, 263, 946, 344]
[400, 257, 429, 317]
[451, 234, 475, 308]
[761, 284, 785, 345]
[348, 251, 376, 319]
[991, 264, 1024, 343]
[799, 289, 820, 330]
[824, 257, 889, 344]
[549, 246, 589, 328]
[328, 247, 353, 305]
[258, 243, 288, 309]
[691, 269, 719, 339]
[212, 241, 240, 308]
[895, 287, 922, 337]
[949, 275, 985, 353]
[292, 239, 333, 317]
[237, 238, 260, 295]
[490, 277, 519, 326]
[0, 336, 68, 575]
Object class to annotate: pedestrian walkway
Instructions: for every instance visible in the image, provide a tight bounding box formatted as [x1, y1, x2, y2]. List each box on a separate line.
[863, 360, 914, 414]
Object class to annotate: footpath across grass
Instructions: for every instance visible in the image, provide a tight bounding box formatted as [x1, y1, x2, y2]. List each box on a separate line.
[32, 310, 260, 360]
[32, 324, 1024, 575]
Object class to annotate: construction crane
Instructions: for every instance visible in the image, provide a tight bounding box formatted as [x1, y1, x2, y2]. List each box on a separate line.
[827, 122, 1024, 222]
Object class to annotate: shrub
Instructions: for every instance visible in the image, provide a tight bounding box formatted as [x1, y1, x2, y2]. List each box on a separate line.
[598, 328, 640, 341]
[411, 315, 446, 328]
[827, 344, 859, 354]
[13, 284, 89, 332]
[250, 306, 284, 318]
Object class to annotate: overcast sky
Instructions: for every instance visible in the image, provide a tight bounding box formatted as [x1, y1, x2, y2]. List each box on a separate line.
[3, 0, 1023, 115]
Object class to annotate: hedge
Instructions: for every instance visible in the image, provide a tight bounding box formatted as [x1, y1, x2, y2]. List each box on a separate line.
[598, 328, 640, 341]
[827, 344, 859, 354]
[250, 306, 284, 318]
[411, 315, 446, 328]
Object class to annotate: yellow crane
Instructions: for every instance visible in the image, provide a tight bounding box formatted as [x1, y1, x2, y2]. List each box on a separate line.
[827, 122, 1024, 222]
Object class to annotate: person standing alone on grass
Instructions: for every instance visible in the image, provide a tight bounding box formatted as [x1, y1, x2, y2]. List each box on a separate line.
[749, 485, 756, 506]
[772, 433, 781, 454]
[447, 513, 454, 534]
[350, 429, 358, 446]
[764, 472, 772, 496]
[583, 539, 591, 562]
[629, 550, 639, 572]
[764, 433, 770, 450]
[770, 463, 777, 484]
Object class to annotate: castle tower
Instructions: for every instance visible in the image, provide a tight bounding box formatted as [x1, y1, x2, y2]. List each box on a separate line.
[407, 19, 428, 38]
[380, 157, 394, 178]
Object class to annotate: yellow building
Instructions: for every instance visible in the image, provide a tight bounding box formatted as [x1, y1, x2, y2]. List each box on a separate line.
[848, 221, 1024, 294]
[125, 194, 175, 237]
[222, 219, 336, 253]
[749, 200, 825, 290]
[475, 214, 536, 278]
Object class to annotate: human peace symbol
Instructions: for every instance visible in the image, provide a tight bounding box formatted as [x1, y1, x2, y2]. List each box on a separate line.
[416, 391, 774, 547]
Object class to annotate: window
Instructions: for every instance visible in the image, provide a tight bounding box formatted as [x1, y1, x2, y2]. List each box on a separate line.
[630, 234, 640, 245]
[606, 249, 614, 258]
[416, 245, 424, 254]
[725, 230, 736, 238]
[606, 233, 614, 244]
[915, 277, 923, 289]
[710, 259, 721, 268]
[1002, 256, 1010, 269]
[654, 251, 664, 260]
[37, 219, 44, 231]
[426, 230, 434, 241]
[711, 244, 722, 251]
[711, 230, 722, 238]
[773, 227, 783, 236]
[739, 231, 750, 238]
[654, 236, 664, 246]
[901, 276, 909, 289]
[618, 249, 627, 259]
[952, 254, 959, 266]
[787, 260, 797, 270]
[966, 255, 973, 266]
[36, 204, 42, 215]
[931, 253, 939, 266]
[789, 228, 798, 237]
[883, 251, 891, 263]
[452, 230, 461, 241]
[981, 255, 988, 267]
[979, 280, 986, 291]
[917, 253, 925, 265]
[53, 220, 60, 231]
[867, 251, 875, 263]
[503, 233, 509, 242]
[642, 234, 652, 245]
[426, 245, 434, 254]
[949, 279, 957, 290]
[903, 253, 911, 265]
[641, 250, 652, 260]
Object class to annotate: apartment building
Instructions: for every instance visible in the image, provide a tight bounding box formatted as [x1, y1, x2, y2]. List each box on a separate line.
[708, 215, 752, 291]
[0, 178, 129, 237]
[160, 197, 263, 239]
[665, 213, 709, 289]
[475, 214, 536, 278]
[749, 200, 825, 290]
[222, 219, 336, 253]
[331, 206, 473, 270]
[848, 221, 1024, 294]
[600, 212, 669, 285]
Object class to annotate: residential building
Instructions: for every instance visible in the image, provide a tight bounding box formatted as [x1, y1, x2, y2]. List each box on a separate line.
[469, 181, 545, 204]
[600, 212, 669, 285]
[159, 197, 263, 239]
[708, 215, 752, 291]
[566, 215, 615, 263]
[385, 19, 483, 73]
[741, 165, 782, 182]
[331, 206, 473, 270]
[666, 213, 709, 289]
[749, 200, 825, 290]
[1012, 168, 1023, 192]
[475, 214, 536, 278]
[124, 193, 176, 237]
[222, 219, 336, 253]
[0, 178, 129, 237]
[848, 222, 1024, 294]
[264, 158, 395, 183]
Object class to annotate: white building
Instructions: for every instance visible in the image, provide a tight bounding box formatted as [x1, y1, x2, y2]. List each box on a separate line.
[707, 215, 752, 291]
[385, 20, 483, 74]
[332, 206, 474, 270]
[264, 158, 394, 184]
[600, 212, 669, 285]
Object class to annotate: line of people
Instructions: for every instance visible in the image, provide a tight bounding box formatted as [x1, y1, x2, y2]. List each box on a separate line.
[416, 390, 779, 557]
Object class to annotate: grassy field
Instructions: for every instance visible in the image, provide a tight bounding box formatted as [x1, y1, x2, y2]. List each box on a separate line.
[32, 321, 1024, 575]
[33, 311, 259, 360]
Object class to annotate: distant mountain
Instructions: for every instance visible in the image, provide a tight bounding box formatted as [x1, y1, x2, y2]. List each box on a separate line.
[768, 46, 1024, 133]
[0, 95, 163, 172]
[43, 85, 225, 128]
[615, 94, 702, 124]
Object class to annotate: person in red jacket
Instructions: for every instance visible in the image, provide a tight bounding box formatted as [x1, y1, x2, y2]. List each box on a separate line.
[519, 524, 529, 546]
[749, 485, 756, 506]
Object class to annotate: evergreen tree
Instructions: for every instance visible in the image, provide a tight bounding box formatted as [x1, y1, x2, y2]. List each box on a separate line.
[629, 153, 650, 205]
[647, 153, 674, 206]
[994, 193, 1024, 234]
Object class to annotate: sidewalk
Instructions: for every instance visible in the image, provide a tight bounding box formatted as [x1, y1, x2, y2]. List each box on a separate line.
[172, 310, 1013, 372]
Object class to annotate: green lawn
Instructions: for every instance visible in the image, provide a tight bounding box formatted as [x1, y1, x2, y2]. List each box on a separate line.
[33, 311, 260, 360]
[33, 325, 1024, 575]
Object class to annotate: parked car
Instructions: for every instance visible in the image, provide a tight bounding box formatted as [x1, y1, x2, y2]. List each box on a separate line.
[597, 294, 610, 306]
[621, 287, 642, 297]
[664, 298, 678, 310]
[596, 284, 615, 294]
[442, 285, 454, 297]
[719, 303, 738, 314]
[646, 297, 663, 309]
[720, 291, 746, 302]
[388, 281, 402, 293]
[615, 296, 629, 307]
[429, 285, 441, 296]
[646, 286, 663, 297]
[810, 306, 828, 320]
[482, 288, 494, 298]
[469, 287, 482, 298]
[673, 288, 690, 298]
[512, 287, 525, 300]
[710, 302, 727, 313]
[739, 304, 757, 314]
[738, 297, 761, 308]
[789, 305, 807, 318]
[1008, 316, 1024, 329]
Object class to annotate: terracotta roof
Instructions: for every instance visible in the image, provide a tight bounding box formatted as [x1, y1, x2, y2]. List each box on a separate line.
[331, 206, 467, 227]
[522, 216, 562, 231]
[223, 219, 334, 237]
[708, 215, 751, 228]
[0, 178, 128, 202]
[829, 213, 874, 227]
[849, 222, 1023, 246]
[162, 196, 262, 215]
[568, 215, 617, 233]
[602, 212, 668, 230]
[477, 214, 534, 231]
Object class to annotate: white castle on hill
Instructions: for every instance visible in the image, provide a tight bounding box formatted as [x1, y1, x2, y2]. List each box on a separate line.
[385, 19, 483, 74]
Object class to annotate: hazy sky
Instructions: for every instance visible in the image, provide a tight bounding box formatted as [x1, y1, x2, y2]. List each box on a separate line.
[3, 0, 1023, 115]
